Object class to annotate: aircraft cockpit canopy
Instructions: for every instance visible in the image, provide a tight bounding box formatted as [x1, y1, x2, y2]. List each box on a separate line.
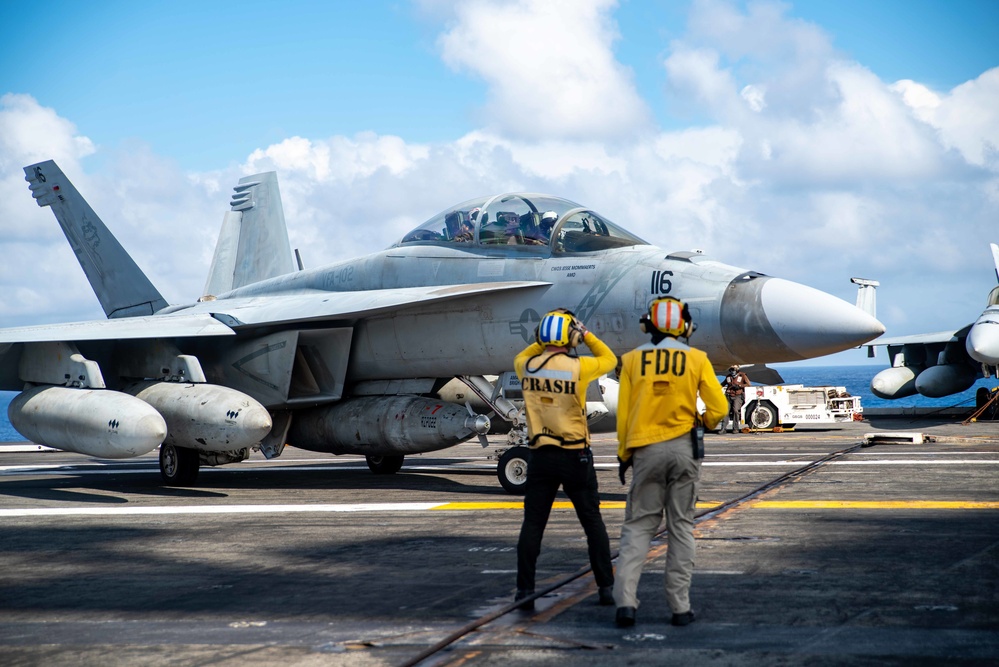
[397, 193, 647, 253]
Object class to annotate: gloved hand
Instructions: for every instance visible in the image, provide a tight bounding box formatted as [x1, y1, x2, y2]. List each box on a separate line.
[617, 456, 633, 485]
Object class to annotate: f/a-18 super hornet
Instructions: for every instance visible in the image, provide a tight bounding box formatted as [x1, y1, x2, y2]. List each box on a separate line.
[865, 243, 999, 406]
[0, 160, 884, 491]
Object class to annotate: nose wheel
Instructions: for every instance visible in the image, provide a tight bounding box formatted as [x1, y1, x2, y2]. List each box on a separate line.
[498, 446, 530, 494]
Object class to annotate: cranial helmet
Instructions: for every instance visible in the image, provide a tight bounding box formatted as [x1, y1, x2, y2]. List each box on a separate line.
[541, 210, 558, 223]
[536, 309, 584, 348]
[641, 297, 691, 338]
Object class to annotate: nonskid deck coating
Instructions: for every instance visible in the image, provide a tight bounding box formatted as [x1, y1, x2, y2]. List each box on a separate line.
[0, 415, 996, 666]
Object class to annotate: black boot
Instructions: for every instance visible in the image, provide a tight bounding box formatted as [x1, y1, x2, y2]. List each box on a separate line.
[514, 589, 535, 611]
[671, 610, 695, 626]
[615, 606, 636, 627]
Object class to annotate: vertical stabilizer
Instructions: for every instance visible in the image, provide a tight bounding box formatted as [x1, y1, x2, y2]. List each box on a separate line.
[991, 243, 999, 284]
[851, 277, 879, 319]
[23, 161, 168, 319]
[203, 172, 295, 296]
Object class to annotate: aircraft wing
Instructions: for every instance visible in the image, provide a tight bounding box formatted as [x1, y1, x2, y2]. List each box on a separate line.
[865, 328, 970, 348]
[736, 364, 785, 386]
[0, 281, 551, 344]
[208, 281, 551, 330]
[0, 313, 236, 343]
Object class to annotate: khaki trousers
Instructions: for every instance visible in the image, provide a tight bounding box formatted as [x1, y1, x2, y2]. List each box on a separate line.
[613, 434, 699, 613]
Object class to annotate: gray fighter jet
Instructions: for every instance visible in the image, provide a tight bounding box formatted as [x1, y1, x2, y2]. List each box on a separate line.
[866, 243, 999, 402]
[0, 160, 884, 491]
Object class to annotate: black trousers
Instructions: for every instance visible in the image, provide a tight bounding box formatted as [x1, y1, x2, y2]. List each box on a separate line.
[516, 445, 614, 591]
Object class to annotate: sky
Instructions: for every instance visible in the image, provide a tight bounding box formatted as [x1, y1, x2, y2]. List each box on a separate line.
[1, 0, 997, 369]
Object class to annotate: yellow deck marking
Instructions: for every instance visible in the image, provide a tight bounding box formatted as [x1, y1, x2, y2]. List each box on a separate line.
[429, 500, 999, 511]
[750, 500, 999, 510]
[431, 501, 525, 510]
[429, 501, 721, 511]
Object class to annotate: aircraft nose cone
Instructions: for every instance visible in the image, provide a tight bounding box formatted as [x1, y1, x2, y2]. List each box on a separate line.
[721, 276, 885, 362]
[966, 311, 999, 365]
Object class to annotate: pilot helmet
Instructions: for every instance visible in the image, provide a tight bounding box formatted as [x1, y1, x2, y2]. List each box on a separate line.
[641, 297, 691, 338]
[540, 210, 557, 230]
[536, 309, 584, 348]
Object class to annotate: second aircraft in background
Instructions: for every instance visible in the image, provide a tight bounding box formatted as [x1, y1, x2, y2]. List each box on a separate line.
[865, 243, 999, 402]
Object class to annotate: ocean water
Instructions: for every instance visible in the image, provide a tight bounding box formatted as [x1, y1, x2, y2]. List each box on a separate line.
[772, 365, 997, 411]
[2, 366, 996, 442]
[1, 392, 26, 442]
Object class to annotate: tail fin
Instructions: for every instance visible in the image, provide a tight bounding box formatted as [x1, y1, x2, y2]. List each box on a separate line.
[990, 242, 998, 284]
[850, 277, 879, 319]
[23, 160, 168, 319]
[203, 171, 295, 296]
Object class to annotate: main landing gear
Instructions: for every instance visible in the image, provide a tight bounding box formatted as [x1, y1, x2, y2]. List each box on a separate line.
[366, 454, 405, 474]
[159, 442, 200, 485]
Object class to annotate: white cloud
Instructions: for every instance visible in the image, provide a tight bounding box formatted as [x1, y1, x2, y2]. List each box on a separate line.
[740, 84, 766, 112]
[746, 61, 952, 185]
[0, 96, 104, 323]
[895, 68, 999, 168]
[664, 46, 742, 118]
[0, 93, 96, 172]
[244, 133, 431, 183]
[436, 0, 651, 141]
[0, 95, 98, 243]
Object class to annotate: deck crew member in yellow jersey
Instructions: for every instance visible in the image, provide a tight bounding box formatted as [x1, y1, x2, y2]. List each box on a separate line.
[612, 297, 727, 628]
[513, 308, 618, 611]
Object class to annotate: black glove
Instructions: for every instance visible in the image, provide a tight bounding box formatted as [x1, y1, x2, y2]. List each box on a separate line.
[617, 456, 633, 485]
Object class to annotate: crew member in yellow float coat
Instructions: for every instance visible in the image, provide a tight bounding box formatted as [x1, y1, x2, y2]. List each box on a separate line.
[612, 297, 727, 628]
[512, 308, 617, 610]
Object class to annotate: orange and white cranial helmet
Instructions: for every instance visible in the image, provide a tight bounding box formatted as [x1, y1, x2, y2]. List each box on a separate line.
[645, 297, 691, 337]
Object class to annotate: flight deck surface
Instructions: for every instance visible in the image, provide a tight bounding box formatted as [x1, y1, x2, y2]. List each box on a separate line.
[1, 416, 997, 666]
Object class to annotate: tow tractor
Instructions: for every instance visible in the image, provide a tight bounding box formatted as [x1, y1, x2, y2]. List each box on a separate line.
[742, 384, 863, 431]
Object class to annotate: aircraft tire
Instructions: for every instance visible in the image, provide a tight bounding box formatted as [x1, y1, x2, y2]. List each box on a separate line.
[746, 401, 778, 430]
[498, 446, 530, 495]
[159, 442, 200, 486]
[366, 454, 405, 474]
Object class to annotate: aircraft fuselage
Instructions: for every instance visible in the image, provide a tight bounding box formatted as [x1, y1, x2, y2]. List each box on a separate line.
[205, 242, 881, 391]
